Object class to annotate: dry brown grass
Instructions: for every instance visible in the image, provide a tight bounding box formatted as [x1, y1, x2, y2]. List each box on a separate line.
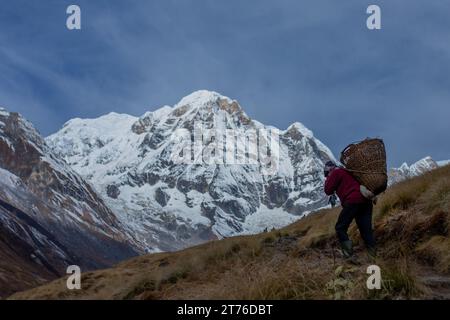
[9, 165, 450, 300]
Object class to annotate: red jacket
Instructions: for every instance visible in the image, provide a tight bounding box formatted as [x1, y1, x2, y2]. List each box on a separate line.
[324, 168, 367, 205]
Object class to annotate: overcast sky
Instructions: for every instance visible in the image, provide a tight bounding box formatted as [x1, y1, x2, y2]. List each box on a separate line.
[0, 0, 449, 166]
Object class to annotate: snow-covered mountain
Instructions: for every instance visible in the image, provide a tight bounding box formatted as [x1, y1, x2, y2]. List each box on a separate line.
[0, 107, 137, 291]
[388, 156, 442, 185]
[437, 160, 450, 167]
[47, 90, 335, 252]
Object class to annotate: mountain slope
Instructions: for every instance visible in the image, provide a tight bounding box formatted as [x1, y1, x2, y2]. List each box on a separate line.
[47, 91, 335, 252]
[0, 108, 138, 297]
[11, 164, 450, 300]
[0, 191, 74, 298]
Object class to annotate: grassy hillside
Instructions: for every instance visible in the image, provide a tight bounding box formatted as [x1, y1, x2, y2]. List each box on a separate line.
[9, 165, 450, 300]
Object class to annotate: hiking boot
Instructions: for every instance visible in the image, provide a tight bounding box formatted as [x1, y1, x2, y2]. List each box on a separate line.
[340, 240, 354, 258]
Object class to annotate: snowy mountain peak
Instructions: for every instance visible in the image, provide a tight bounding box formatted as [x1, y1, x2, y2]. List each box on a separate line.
[437, 160, 450, 167]
[389, 156, 439, 185]
[399, 162, 409, 170]
[412, 156, 434, 167]
[285, 122, 314, 139]
[171, 90, 245, 120]
[176, 90, 232, 109]
[63, 112, 138, 128]
[0, 108, 47, 154]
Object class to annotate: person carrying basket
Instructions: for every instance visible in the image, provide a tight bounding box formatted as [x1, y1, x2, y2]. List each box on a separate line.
[324, 161, 376, 260]
[324, 138, 388, 260]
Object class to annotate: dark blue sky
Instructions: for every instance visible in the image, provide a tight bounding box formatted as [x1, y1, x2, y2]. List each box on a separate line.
[0, 0, 449, 166]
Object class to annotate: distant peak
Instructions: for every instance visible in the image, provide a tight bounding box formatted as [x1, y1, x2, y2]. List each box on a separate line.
[417, 156, 433, 162]
[411, 156, 437, 168]
[99, 111, 135, 119]
[64, 112, 137, 126]
[285, 122, 314, 138]
[399, 162, 409, 169]
[437, 159, 450, 167]
[0, 108, 31, 126]
[0, 107, 9, 116]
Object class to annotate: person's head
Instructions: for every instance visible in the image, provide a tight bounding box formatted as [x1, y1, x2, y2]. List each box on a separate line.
[324, 160, 337, 177]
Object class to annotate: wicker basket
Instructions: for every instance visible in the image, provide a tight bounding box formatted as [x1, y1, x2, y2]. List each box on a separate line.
[340, 138, 388, 195]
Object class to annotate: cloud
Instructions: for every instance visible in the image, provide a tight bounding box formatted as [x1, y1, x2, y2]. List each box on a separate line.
[0, 0, 448, 166]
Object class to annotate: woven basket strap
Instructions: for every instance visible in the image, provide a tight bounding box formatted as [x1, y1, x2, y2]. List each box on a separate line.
[345, 168, 387, 175]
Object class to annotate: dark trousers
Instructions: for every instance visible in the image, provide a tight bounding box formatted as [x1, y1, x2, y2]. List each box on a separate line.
[335, 202, 375, 248]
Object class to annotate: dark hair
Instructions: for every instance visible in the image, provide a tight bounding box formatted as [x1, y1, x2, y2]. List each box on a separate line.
[325, 160, 336, 167]
[324, 161, 336, 177]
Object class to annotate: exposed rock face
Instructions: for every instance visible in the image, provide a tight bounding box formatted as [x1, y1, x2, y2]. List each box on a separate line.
[106, 184, 121, 199]
[0, 107, 138, 295]
[154, 187, 170, 207]
[47, 91, 336, 252]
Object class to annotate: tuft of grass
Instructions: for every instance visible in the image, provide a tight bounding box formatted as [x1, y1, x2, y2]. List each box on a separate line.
[123, 280, 156, 300]
[282, 208, 339, 249]
[379, 260, 422, 298]
[166, 270, 189, 284]
[325, 265, 359, 300]
[262, 236, 275, 244]
[376, 165, 450, 220]
[415, 236, 450, 273]
[213, 259, 331, 300]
